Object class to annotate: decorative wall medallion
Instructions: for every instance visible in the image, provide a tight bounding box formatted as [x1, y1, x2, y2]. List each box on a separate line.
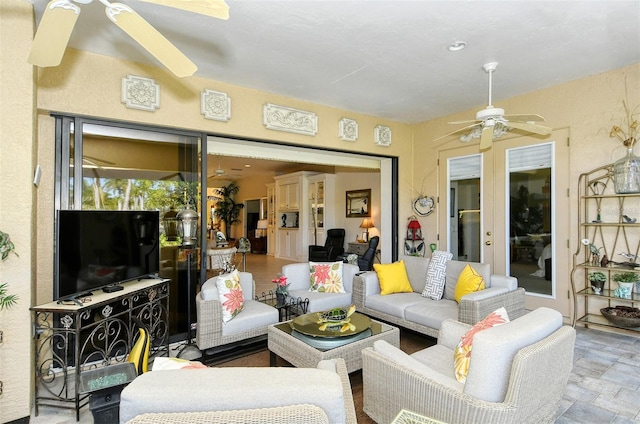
[201, 89, 231, 121]
[338, 118, 358, 141]
[374, 125, 392, 146]
[263, 103, 318, 136]
[121, 75, 160, 112]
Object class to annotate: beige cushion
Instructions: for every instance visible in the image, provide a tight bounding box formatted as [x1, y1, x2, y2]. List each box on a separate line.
[463, 307, 563, 402]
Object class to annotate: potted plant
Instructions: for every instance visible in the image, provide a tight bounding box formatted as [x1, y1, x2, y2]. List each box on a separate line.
[612, 272, 638, 298]
[588, 271, 606, 295]
[214, 182, 245, 240]
[272, 273, 289, 305]
[0, 230, 18, 310]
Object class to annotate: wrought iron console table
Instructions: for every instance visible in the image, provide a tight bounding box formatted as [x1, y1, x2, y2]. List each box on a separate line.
[31, 278, 170, 421]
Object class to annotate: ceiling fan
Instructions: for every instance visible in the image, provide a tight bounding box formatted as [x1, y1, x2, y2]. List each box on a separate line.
[436, 62, 552, 150]
[211, 155, 226, 177]
[28, 0, 229, 78]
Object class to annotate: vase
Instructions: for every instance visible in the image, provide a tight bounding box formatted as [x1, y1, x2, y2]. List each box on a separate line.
[615, 282, 634, 299]
[614, 147, 640, 194]
[276, 292, 286, 305]
[590, 280, 605, 295]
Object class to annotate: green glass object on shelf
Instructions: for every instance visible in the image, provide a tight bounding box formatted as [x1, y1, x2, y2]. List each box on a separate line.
[614, 147, 640, 193]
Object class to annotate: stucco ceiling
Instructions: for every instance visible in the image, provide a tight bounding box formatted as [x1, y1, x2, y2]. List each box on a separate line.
[31, 1, 640, 124]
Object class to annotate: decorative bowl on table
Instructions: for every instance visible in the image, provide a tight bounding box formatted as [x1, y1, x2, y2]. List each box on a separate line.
[600, 306, 640, 328]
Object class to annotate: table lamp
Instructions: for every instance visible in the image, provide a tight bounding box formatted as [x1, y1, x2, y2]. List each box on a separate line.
[360, 217, 374, 242]
[256, 219, 268, 238]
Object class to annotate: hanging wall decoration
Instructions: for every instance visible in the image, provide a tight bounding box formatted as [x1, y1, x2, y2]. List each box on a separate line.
[121, 75, 160, 112]
[374, 125, 392, 146]
[413, 196, 435, 217]
[201, 89, 231, 121]
[263, 103, 318, 136]
[339, 118, 358, 141]
[404, 215, 425, 256]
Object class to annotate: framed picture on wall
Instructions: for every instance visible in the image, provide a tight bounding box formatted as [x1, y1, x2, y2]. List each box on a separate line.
[346, 189, 371, 217]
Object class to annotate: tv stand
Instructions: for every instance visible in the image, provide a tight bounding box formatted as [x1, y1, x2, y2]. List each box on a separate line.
[31, 278, 169, 421]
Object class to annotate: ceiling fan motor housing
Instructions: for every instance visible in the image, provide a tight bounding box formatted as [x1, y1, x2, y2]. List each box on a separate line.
[476, 107, 505, 121]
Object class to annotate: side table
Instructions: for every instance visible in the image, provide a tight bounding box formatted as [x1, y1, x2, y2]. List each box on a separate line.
[255, 292, 309, 321]
[347, 242, 368, 256]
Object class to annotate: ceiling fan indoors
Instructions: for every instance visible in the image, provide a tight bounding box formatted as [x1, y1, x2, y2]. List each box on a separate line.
[436, 62, 552, 151]
[209, 156, 245, 179]
[28, 0, 229, 78]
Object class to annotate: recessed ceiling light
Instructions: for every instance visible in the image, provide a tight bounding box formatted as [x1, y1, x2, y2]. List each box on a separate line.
[245, 164, 251, 168]
[448, 41, 467, 52]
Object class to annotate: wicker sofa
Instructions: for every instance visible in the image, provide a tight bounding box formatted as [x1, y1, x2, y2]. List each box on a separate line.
[353, 256, 526, 338]
[361, 307, 576, 423]
[119, 358, 356, 424]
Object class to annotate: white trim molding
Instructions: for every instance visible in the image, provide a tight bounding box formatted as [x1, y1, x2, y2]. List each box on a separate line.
[121, 75, 160, 112]
[263, 103, 318, 136]
[338, 118, 358, 141]
[374, 125, 392, 146]
[201, 89, 231, 121]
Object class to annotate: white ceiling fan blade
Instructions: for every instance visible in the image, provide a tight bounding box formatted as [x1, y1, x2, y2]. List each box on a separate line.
[448, 119, 481, 125]
[479, 126, 494, 151]
[28, 0, 80, 67]
[137, 0, 230, 20]
[504, 113, 546, 122]
[508, 121, 552, 136]
[106, 3, 197, 78]
[433, 123, 481, 142]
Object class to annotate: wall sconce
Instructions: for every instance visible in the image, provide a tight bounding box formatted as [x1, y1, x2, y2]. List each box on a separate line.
[360, 217, 374, 242]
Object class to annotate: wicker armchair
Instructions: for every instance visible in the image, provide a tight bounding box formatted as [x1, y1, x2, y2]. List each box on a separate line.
[362, 307, 576, 424]
[195, 271, 278, 351]
[120, 358, 357, 424]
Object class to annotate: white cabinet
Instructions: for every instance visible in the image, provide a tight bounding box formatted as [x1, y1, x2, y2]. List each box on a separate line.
[278, 182, 300, 211]
[274, 171, 318, 261]
[308, 174, 335, 247]
[266, 183, 276, 255]
[278, 228, 299, 261]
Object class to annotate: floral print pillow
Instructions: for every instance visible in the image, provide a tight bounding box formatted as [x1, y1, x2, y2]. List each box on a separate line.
[216, 270, 244, 322]
[309, 261, 345, 293]
[453, 307, 510, 383]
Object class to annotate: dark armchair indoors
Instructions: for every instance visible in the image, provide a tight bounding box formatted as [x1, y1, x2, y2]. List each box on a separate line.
[308, 228, 345, 262]
[338, 236, 379, 271]
[357, 236, 379, 271]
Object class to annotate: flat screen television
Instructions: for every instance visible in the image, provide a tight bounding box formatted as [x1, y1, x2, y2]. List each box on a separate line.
[55, 210, 160, 300]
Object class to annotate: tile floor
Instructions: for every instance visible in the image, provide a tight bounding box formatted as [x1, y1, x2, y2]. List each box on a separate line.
[30, 254, 640, 423]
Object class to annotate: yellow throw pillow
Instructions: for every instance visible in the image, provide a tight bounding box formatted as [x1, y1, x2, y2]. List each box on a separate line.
[454, 264, 485, 303]
[373, 260, 413, 295]
[453, 307, 510, 383]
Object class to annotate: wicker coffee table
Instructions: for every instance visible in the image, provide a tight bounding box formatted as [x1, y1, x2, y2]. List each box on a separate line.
[268, 313, 399, 373]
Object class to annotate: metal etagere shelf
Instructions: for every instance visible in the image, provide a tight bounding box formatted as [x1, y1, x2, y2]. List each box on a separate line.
[31, 278, 170, 421]
[570, 164, 640, 335]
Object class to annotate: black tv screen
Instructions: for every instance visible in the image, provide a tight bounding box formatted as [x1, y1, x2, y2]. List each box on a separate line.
[55, 210, 160, 300]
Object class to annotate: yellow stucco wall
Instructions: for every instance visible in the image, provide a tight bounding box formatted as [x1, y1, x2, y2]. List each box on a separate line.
[0, 1, 36, 421]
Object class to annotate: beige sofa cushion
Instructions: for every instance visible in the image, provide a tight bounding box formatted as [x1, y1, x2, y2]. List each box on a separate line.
[463, 307, 562, 402]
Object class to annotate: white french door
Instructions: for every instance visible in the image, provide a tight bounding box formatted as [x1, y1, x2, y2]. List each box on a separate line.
[438, 128, 571, 316]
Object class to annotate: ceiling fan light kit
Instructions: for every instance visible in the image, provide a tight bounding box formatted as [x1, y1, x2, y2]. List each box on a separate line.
[437, 61, 551, 150]
[28, 0, 229, 78]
